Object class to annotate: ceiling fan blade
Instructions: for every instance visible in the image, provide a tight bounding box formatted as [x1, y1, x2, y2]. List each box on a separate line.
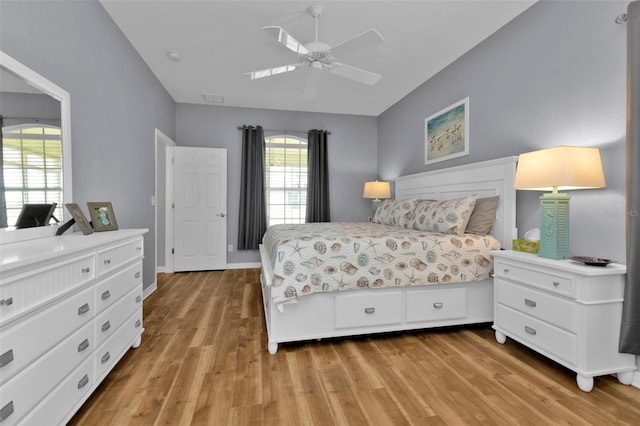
[262, 26, 309, 55]
[330, 63, 381, 86]
[303, 67, 322, 99]
[330, 29, 383, 59]
[246, 64, 301, 80]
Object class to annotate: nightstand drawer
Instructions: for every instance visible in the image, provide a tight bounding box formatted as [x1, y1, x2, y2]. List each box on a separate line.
[497, 304, 577, 366]
[494, 260, 575, 297]
[497, 280, 577, 332]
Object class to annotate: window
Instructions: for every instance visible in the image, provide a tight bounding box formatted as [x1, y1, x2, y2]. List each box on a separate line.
[265, 135, 307, 225]
[2, 124, 63, 226]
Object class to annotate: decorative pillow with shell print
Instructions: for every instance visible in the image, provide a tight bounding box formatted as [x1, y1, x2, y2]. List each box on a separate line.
[410, 194, 478, 235]
[372, 197, 420, 227]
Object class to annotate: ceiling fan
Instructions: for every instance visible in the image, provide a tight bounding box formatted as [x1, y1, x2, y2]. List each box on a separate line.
[246, 4, 384, 98]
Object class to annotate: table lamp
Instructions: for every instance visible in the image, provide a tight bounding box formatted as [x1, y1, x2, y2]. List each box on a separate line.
[514, 146, 606, 259]
[363, 180, 391, 218]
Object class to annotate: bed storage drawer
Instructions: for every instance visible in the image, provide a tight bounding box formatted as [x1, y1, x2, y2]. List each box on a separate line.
[406, 288, 466, 323]
[334, 291, 402, 329]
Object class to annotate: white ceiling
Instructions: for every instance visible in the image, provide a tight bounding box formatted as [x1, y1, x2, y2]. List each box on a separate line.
[100, 0, 536, 117]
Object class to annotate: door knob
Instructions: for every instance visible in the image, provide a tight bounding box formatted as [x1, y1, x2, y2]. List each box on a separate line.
[217, 213, 226, 217]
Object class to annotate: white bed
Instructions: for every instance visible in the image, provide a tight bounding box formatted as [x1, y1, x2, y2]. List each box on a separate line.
[259, 156, 518, 354]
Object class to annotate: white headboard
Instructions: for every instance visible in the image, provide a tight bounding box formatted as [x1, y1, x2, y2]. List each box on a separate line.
[395, 156, 518, 248]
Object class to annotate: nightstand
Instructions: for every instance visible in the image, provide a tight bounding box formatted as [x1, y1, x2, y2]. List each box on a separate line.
[491, 250, 636, 392]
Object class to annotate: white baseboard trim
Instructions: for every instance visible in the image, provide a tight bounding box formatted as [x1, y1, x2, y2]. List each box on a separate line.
[226, 262, 261, 269]
[157, 266, 167, 273]
[143, 280, 157, 300]
[632, 367, 640, 389]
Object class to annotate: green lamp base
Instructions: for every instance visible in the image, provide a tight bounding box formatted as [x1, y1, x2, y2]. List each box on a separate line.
[538, 192, 570, 260]
[371, 198, 382, 219]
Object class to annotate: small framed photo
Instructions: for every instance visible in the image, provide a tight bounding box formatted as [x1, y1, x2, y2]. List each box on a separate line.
[425, 97, 469, 165]
[87, 202, 119, 232]
[65, 203, 94, 235]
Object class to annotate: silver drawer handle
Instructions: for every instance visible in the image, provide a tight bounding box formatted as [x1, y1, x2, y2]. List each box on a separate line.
[78, 339, 90, 352]
[524, 325, 537, 336]
[552, 281, 560, 287]
[135, 319, 142, 328]
[77, 374, 89, 389]
[0, 349, 14, 367]
[101, 290, 111, 300]
[0, 401, 14, 421]
[135, 295, 142, 303]
[82, 267, 91, 273]
[101, 321, 111, 332]
[503, 268, 510, 273]
[101, 352, 110, 364]
[364, 307, 375, 314]
[0, 297, 13, 306]
[524, 299, 537, 308]
[136, 247, 142, 251]
[433, 302, 443, 309]
[78, 303, 90, 315]
[135, 272, 141, 279]
[104, 259, 111, 265]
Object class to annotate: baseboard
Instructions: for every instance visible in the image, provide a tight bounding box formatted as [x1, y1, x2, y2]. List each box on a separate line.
[157, 266, 167, 273]
[143, 280, 157, 300]
[226, 262, 261, 269]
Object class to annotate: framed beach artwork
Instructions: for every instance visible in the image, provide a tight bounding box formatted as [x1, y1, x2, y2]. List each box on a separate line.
[425, 97, 469, 165]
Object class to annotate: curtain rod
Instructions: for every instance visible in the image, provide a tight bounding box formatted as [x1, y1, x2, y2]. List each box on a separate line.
[0, 115, 60, 121]
[236, 126, 330, 135]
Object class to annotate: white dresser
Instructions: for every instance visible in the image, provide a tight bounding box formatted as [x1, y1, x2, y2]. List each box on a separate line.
[492, 250, 636, 392]
[0, 229, 147, 424]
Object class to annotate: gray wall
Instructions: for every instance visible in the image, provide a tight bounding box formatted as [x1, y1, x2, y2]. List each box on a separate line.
[378, 0, 628, 261]
[1, 0, 176, 291]
[175, 103, 378, 264]
[0, 92, 61, 128]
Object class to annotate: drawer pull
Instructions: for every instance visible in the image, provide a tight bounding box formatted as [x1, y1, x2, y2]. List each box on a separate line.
[78, 339, 90, 352]
[433, 302, 443, 309]
[78, 303, 90, 315]
[101, 321, 111, 332]
[77, 374, 89, 389]
[0, 401, 14, 422]
[503, 268, 510, 273]
[135, 319, 142, 328]
[82, 267, 91, 273]
[135, 272, 142, 279]
[524, 299, 537, 308]
[101, 290, 111, 300]
[101, 352, 111, 364]
[136, 247, 142, 251]
[552, 281, 560, 287]
[364, 307, 375, 314]
[135, 295, 142, 303]
[0, 297, 13, 306]
[0, 349, 14, 367]
[524, 325, 537, 336]
[104, 259, 111, 265]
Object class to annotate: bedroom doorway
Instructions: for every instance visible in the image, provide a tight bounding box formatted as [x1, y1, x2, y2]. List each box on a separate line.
[173, 146, 227, 271]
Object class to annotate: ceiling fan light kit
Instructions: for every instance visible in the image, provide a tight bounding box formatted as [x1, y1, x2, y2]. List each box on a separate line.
[246, 4, 384, 98]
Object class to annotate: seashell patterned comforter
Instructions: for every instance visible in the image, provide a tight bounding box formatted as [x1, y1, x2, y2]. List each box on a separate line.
[263, 222, 501, 305]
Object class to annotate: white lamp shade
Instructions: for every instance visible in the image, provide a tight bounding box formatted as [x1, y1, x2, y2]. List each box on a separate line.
[514, 146, 606, 191]
[363, 181, 391, 199]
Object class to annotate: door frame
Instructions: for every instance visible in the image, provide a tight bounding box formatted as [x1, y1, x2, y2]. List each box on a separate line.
[154, 129, 176, 275]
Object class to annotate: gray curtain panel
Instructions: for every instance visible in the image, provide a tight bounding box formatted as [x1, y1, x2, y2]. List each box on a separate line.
[237, 125, 267, 250]
[620, 1, 640, 354]
[306, 129, 331, 222]
[0, 115, 7, 228]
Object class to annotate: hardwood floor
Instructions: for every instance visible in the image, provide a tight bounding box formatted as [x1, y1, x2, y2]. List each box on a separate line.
[70, 269, 640, 425]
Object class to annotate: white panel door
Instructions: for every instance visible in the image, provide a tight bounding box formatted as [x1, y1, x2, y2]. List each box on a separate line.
[174, 147, 227, 271]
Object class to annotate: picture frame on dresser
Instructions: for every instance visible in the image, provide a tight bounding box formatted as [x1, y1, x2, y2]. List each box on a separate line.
[87, 202, 118, 232]
[65, 203, 94, 235]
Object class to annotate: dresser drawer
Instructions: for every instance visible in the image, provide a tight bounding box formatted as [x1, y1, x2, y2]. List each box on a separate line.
[494, 260, 575, 298]
[334, 291, 402, 329]
[497, 304, 577, 366]
[95, 286, 142, 347]
[95, 261, 142, 314]
[0, 286, 94, 386]
[406, 288, 466, 323]
[497, 280, 577, 333]
[0, 321, 93, 425]
[97, 238, 144, 276]
[0, 255, 94, 323]
[95, 309, 143, 381]
[20, 357, 93, 426]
